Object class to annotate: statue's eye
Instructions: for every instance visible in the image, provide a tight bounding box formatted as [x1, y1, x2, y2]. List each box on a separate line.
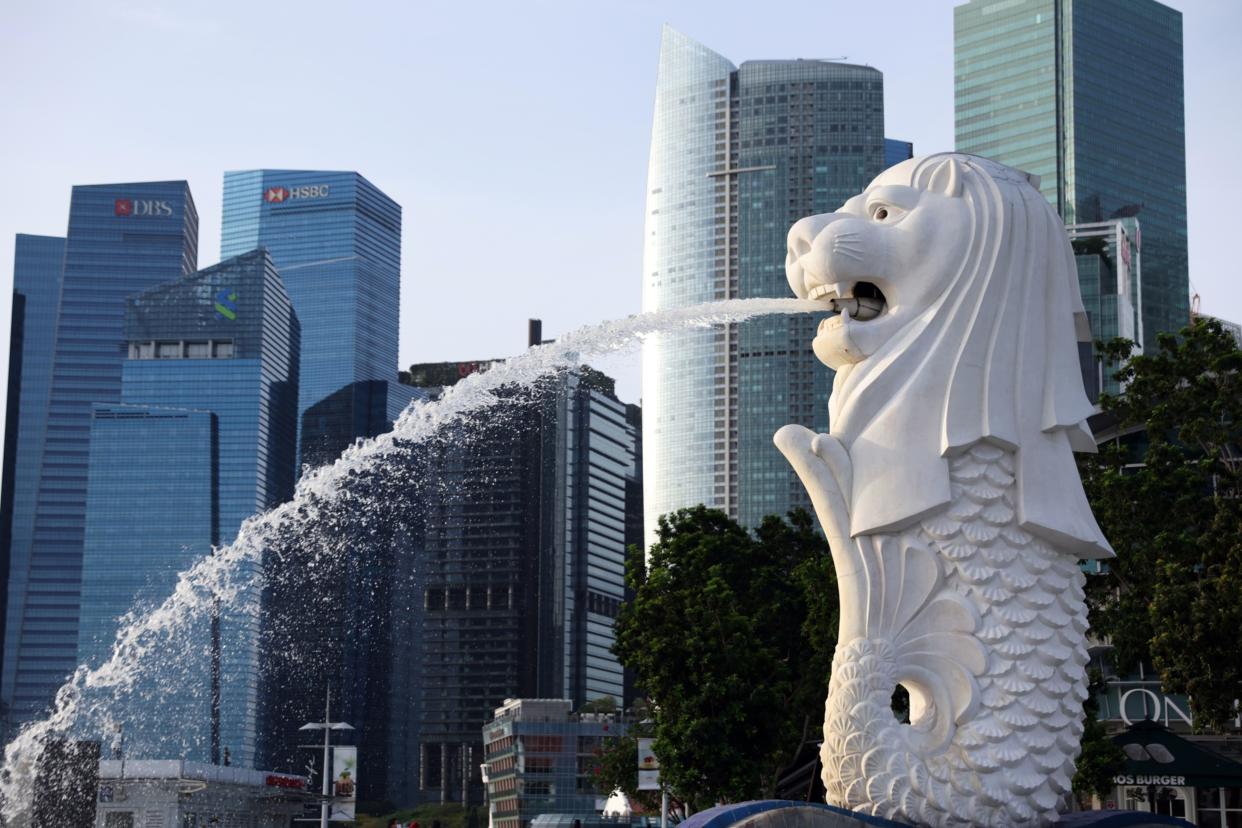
[868, 203, 903, 222]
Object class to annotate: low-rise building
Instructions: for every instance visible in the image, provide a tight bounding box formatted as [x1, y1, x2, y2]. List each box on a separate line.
[482, 699, 627, 828]
[93, 759, 312, 827]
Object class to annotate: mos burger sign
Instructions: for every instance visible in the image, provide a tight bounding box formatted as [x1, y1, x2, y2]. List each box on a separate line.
[264, 184, 330, 203]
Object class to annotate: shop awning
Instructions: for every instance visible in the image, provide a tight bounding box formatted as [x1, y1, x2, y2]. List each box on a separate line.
[1111, 721, 1242, 789]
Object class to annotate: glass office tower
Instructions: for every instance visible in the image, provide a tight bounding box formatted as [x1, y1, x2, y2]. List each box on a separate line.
[884, 138, 914, 169]
[3, 182, 197, 731]
[954, 0, 1187, 353]
[220, 170, 404, 467]
[641, 27, 887, 538]
[77, 249, 298, 767]
[1, 235, 65, 716]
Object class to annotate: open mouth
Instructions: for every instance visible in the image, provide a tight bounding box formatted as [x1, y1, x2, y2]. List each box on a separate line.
[808, 281, 888, 322]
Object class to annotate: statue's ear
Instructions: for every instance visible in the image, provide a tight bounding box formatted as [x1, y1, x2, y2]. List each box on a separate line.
[925, 157, 963, 197]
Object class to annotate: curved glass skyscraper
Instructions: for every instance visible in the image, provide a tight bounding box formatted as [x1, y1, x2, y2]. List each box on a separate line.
[641, 27, 887, 539]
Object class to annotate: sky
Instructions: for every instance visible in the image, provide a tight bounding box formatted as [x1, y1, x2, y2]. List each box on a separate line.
[1, 0, 1238, 416]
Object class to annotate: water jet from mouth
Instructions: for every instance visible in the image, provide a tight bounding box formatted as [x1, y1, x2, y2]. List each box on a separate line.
[0, 296, 825, 826]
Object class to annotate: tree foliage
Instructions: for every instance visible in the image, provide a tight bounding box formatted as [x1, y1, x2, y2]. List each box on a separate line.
[1072, 669, 1127, 804]
[591, 728, 662, 813]
[1079, 320, 1242, 729]
[612, 506, 837, 809]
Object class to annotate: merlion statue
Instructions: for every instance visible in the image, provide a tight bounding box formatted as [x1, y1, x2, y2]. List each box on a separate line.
[774, 153, 1113, 827]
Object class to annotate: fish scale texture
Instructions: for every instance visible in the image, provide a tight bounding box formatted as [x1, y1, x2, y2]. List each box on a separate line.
[820, 443, 1090, 827]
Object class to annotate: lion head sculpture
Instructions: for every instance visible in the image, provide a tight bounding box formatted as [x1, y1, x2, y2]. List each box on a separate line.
[785, 153, 1112, 558]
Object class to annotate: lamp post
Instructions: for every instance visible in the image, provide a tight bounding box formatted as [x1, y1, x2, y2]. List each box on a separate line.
[299, 684, 354, 828]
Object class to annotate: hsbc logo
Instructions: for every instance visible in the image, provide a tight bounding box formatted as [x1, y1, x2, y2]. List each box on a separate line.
[264, 184, 329, 204]
[114, 199, 173, 217]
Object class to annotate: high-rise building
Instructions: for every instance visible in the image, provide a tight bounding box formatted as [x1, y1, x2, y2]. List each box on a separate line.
[641, 27, 889, 538]
[884, 138, 914, 169]
[1, 235, 65, 714]
[389, 364, 639, 806]
[261, 338, 640, 808]
[76, 249, 299, 767]
[2, 182, 197, 731]
[220, 170, 403, 467]
[954, 0, 1187, 353]
[1068, 218, 1143, 399]
[300, 379, 421, 469]
[481, 698, 628, 828]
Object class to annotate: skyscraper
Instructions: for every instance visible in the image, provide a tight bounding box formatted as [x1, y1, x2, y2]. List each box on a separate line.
[1, 235, 65, 717]
[220, 170, 405, 467]
[641, 27, 889, 537]
[3, 182, 197, 731]
[1068, 217, 1143, 399]
[76, 249, 298, 766]
[954, 0, 1187, 353]
[387, 364, 639, 806]
[260, 349, 640, 808]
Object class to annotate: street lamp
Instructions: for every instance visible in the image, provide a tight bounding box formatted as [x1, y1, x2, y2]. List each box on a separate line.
[299, 684, 354, 828]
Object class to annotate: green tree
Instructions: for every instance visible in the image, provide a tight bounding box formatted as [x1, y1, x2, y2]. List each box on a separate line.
[1072, 669, 1126, 806]
[591, 728, 662, 812]
[1079, 319, 1242, 729]
[613, 506, 837, 809]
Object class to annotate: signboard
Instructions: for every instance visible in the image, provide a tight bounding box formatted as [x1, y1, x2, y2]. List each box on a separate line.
[264, 184, 330, 203]
[114, 198, 173, 217]
[637, 737, 660, 791]
[330, 746, 357, 820]
[1112, 774, 1186, 786]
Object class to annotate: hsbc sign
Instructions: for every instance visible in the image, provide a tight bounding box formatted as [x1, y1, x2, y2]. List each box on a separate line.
[114, 199, 173, 217]
[263, 184, 330, 204]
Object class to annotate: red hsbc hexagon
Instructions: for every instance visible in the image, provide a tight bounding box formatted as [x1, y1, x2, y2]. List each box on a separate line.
[264, 187, 289, 203]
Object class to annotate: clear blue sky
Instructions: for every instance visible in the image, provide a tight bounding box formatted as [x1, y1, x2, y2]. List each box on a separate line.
[1, 0, 1237, 411]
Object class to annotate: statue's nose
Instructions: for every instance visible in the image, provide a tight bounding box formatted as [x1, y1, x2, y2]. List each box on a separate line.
[786, 213, 839, 289]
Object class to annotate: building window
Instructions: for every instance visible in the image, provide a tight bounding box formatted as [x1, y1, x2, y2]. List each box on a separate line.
[426, 588, 445, 611]
[185, 341, 210, 358]
[156, 341, 181, 359]
[213, 341, 234, 358]
[1196, 787, 1242, 825]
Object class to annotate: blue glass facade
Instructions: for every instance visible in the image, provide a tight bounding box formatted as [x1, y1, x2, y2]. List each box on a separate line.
[955, 0, 1187, 353]
[76, 249, 298, 767]
[642, 27, 886, 536]
[300, 379, 422, 469]
[884, 138, 914, 169]
[3, 182, 197, 731]
[220, 170, 402, 466]
[1, 235, 65, 717]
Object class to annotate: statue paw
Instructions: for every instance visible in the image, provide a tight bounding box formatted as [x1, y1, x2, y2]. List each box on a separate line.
[775, 425, 852, 540]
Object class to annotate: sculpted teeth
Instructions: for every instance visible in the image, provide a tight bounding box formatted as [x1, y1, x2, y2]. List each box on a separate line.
[808, 284, 839, 302]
